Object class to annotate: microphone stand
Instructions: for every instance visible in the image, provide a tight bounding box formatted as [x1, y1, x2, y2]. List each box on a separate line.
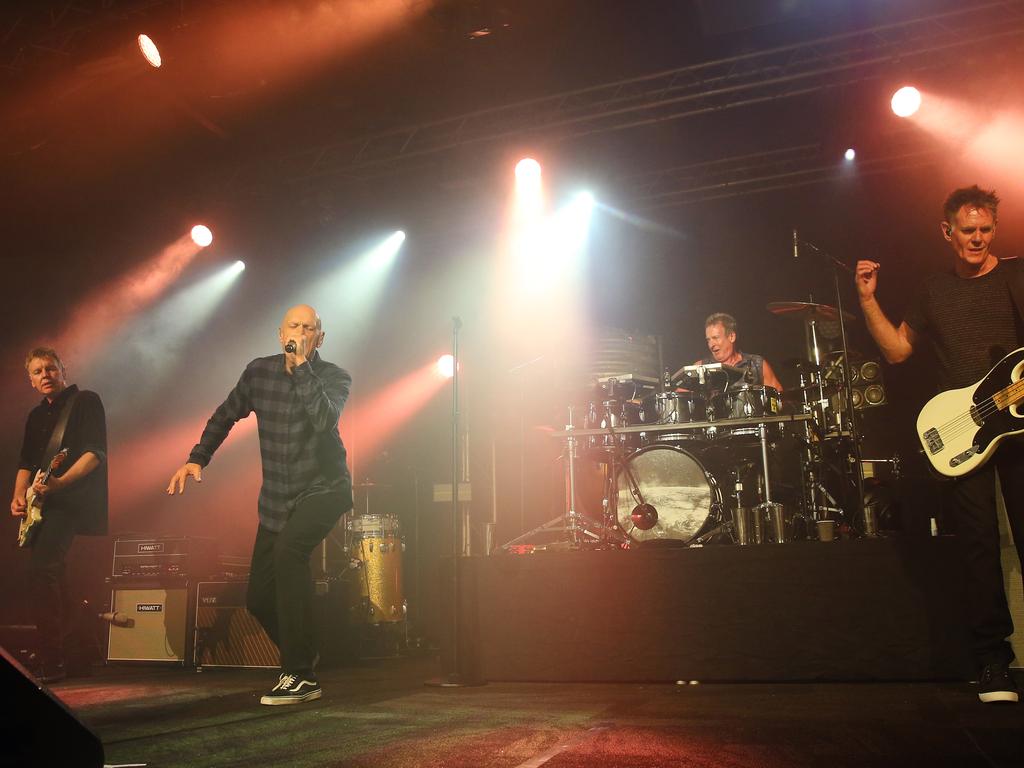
[793, 232, 868, 534]
[427, 316, 484, 687]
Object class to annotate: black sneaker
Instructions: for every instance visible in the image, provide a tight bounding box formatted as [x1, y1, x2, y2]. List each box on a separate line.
[259, 673, 321, 706]
[977, 663, 1020, 703]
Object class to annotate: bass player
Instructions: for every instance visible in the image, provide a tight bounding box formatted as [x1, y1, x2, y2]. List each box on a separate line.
[856, 185, 1022, 704]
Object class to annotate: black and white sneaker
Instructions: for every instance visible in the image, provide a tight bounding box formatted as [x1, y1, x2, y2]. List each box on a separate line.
[260, 673, 322, 706]
[977, 663, 1020, 704]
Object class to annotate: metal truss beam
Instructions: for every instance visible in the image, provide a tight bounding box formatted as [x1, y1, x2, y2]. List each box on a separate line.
[617, 140, 941, 209]
[232, 1, 1024, 190]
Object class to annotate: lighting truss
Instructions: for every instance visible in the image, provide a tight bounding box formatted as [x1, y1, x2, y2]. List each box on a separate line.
[620, 139, 942, 209]
[228, 1, 1024, 191]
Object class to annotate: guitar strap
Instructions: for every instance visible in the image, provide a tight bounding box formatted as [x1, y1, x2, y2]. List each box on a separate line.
[40, 390, 80, 472]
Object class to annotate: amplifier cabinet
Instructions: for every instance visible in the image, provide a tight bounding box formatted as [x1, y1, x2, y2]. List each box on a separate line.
[193, 581, 280, 669]
[107, 586, 191, 664]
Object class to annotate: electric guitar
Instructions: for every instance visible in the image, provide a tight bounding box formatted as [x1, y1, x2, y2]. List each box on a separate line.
[17, 448, 69, 548]
[917, 347, 1024, 477]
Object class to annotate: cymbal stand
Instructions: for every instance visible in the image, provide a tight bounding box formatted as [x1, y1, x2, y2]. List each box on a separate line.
[803, 316, 838, 434]
[756, 422, 788, 543]
[500, 405, 625, 550]
[794, 233, 867, 528]
[795, 371, 835, 523]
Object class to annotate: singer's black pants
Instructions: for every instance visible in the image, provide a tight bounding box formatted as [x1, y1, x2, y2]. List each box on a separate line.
[246, 490, 349, 676]
[948, 438, 1024, 670]
[27, 508, 78, 666]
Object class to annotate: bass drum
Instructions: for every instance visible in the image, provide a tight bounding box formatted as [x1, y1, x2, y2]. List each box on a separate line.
[615, 444, 722, 545]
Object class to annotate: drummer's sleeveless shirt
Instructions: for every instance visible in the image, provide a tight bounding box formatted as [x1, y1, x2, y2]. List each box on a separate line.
[700, 352, 765, 387]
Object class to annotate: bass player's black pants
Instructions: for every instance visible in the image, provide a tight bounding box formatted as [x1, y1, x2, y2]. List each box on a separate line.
[27, 508, 78, 666]
[949, 438, 1024, 669]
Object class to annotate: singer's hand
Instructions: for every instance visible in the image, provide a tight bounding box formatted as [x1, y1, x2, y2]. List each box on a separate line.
[855, 260, 880, 301]
[166, 462, 202, 495]
[284, 335, 308, 368]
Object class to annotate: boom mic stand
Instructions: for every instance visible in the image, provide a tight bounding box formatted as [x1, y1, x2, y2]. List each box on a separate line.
[793, 231, 868, 531]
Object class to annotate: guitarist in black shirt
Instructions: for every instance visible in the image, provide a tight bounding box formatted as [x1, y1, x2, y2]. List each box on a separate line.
[855, 185, 1023, 703]
[9, 347, 108, 683]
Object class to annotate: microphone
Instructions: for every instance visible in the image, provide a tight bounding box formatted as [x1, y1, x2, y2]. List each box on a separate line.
[99, 611, 135, 629]
[630, 503, 659, 531]
[285, 340, 296, 354]
[792, 228, 799, 260]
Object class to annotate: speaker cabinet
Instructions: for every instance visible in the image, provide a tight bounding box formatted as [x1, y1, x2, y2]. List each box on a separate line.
[106, 586, 190, 663]
[193, 581, 280, 669]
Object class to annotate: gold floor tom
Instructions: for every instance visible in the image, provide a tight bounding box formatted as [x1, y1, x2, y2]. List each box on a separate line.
[346, 514, 406, 624]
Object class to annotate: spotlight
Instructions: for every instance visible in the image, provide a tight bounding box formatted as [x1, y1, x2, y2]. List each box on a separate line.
[515, 158, 542, 183]
[890, 86, 921, 118]
[190, 225, 213, 248]
[137, 34, 162, 69]
[436, 354, 455, 379]
[844, 148, 856, 161]
[574, 191, 596, 208]
[368, 230, 406, 269]
[230, 260, 246, 274]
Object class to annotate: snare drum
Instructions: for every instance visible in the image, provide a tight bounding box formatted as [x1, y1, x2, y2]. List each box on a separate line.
[345, 514, 406, 624]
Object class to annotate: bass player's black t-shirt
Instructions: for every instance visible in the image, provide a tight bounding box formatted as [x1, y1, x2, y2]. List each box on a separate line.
[904, 258, 1023, 391]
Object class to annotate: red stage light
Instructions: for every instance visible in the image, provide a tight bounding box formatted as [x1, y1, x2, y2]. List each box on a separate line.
[191, 225, 214, 247]
[890, 86, 921, 118]
[341, 359, 452, 472]
[137, 34, 162, 68]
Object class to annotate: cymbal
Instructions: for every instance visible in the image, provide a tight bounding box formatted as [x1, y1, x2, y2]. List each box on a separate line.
[766, 301, 855, 323]
[354, 481, 391, 489]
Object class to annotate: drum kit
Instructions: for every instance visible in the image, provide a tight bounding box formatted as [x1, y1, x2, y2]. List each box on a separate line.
[535, 301, 880, 550]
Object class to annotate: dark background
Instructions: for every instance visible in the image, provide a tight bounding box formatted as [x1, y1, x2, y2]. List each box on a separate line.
[2, 0, 1022, 642]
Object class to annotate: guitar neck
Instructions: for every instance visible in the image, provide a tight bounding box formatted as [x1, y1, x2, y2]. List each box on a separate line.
[993, 378, 1024, 410]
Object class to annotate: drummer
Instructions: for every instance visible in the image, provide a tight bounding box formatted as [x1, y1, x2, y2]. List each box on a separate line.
[695, 312, 784, 392]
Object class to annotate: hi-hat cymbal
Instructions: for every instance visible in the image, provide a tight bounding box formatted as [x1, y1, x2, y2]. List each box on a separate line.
[766, 301, 855, 323]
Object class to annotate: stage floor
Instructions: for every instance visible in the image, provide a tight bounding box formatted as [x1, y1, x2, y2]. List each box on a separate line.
[48, 655, 1024, 768]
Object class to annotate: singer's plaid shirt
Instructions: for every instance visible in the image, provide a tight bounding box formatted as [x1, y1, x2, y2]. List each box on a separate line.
[188, 350, 353, 531]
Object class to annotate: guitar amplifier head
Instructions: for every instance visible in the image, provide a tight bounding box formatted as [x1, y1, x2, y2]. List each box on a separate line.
[111, 536, 219, 579]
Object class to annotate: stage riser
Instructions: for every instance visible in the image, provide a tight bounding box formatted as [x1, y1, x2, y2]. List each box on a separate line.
[446, 539, 974, 682]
